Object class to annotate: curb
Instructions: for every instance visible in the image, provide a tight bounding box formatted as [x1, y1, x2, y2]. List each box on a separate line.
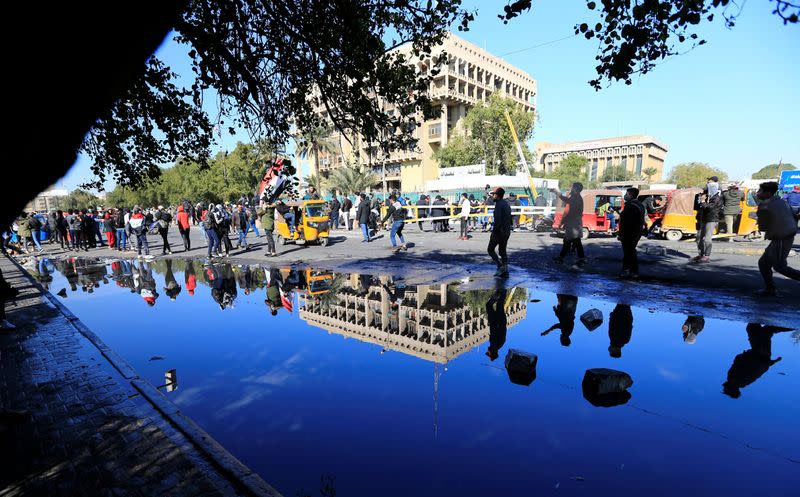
[4, 254, 283, 497]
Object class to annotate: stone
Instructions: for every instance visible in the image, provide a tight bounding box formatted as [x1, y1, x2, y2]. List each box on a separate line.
[504, 349, 537, 386]
[57, 288, 67, 297]
[580, 309, 603, 331]
[582, 368, 633, 407]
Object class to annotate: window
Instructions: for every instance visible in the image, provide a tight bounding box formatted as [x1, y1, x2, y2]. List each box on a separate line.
[606, 158, 612, 170]
[591, 159, 598, 181]
[621, 157, 628, 170]
[635, 155, 643, 175]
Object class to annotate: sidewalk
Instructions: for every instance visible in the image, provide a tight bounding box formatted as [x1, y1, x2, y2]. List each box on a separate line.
[0, 255, 282, 497]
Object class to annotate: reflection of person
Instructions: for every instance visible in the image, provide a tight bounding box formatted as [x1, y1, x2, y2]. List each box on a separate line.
[607, 304, 633, 358]
[162, 260, 182, 301]
[541, 294, 578, 346]
[722, 323, 791, 398]
[682, 315, 705, 344]
[184, 261, 197, 296]
[265, 268, 283, 315]
[485, 288, 508, 360]
[135, 261, 158, 306]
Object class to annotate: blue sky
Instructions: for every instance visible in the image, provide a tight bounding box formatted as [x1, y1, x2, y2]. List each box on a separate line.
[60, 0, 799, 190]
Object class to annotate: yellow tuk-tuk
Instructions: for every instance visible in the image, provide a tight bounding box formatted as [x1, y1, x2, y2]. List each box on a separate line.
[276, 200, 331, 246]
[659, 187, 761, 241]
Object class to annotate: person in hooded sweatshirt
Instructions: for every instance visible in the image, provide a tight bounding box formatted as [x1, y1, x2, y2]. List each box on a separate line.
[176, 204, 191, 251]
[691, 179, 724, 263]
[751, 181, 800, 296]
[127, 206, 150, 257]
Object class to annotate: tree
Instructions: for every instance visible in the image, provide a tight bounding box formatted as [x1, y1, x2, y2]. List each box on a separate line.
[303, 174, 326, 194]
[64, 189, 102, 210]
[436, 95, 534, 175]
[297, 125, 339, 179]
[326, 160, 378, 195]
[433, 135, 483, 169]
[499, 1, 798, 89]
[668, 162, 728, 188]
[601, 164, 636, 183]
[752, 163, 796, 179]
[642, 167, 659, 182]
[545, 153, 589, 190]
[77, 0, 471, 195]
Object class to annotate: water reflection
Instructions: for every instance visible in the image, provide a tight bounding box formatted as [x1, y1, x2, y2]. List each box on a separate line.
[541, 294, 578, 347]
[608, 304, 633, 358]
[722, 323, 793, 398]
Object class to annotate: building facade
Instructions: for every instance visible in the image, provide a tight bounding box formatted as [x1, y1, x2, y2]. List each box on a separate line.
[299, 275, 526, 364]
[313, 33, 537, 193]
[24, 188, 69, 213]
[534, 135, 668, 183]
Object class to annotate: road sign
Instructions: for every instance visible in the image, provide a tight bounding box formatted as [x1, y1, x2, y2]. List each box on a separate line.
[779, 170, 800, 191]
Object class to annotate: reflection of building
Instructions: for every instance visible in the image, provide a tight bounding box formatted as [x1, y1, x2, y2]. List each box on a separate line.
[535, 135, 668, 182]
[313, 32, 537, 193]
[299, 276, 526, 363]
[24, 187, 69, 212]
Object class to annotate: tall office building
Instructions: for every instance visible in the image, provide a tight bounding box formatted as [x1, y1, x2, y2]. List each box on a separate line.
[312, 33, 537, 193]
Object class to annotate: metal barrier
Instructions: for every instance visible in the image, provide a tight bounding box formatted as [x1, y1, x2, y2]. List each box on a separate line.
[378, 204, 556, 224]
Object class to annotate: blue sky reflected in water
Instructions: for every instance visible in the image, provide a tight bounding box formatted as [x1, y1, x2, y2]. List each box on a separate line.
[34, 257, 799, 496]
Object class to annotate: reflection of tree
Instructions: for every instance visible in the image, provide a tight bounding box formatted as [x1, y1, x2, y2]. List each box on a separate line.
[462, 287, 526, 314]
[792, 330, 800, 346]
[317, 274, 348, 312]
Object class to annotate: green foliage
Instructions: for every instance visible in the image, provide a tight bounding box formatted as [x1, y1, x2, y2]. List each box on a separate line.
[326, 160, 378, 195]
[303, 174, 326, 194]
[436, 95, 534, 175]
[433, 135, 482, 169]
[63, 189, 102, 210]
[642, 167, 659, 181]
[601, 164, 636, 183]
[499, 1, 797, 89]
[297, 125, 339, 179]
[104, 141, 275, 206]
[751, 163, 796, 180]
[668, 162, 728, 188]
[545, 153, 589, 190]
[79, 57, 212, 191]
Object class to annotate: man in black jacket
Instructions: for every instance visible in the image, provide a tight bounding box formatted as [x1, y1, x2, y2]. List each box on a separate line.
[329, 195, 340, 232]
[487, 187, 512, 278]
[692, 183, 724, 263]
[356, 194, 372, 242]
[618, 188, 647, 278]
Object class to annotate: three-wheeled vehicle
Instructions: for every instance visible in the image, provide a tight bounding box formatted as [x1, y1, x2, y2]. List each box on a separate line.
[275, 200, 331, 246]
[658, 187, 761, 241]
[553, 189, 625, 239]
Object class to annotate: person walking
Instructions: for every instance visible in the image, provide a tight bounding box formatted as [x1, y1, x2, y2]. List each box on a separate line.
[329, 195, 340, 232]
[127, 207, 149, 257]
[416, 195, 429, 231]
[202, 204, 221, 259]
[214, 204, 233, 256]
[381, 194, 408, 253]
[721, 184, 745, 234]
[154, 206, 172, 255]
[356, 193, 371, 242]
[458, 192, 471, 240]
[113, 208, 127, 251]
[257, 200, 278, 257]
[247, 204, 261, 237]
[617, 188, 647, 278]
[102, 211, 116, 248]
[176, 205, 191, 251]
[691, 181, 723, 263]
[341, 195, 353, 230]
[80, 210, 96, 251]
[54, 210, 67, 249]
[785, 185, 800, 218]
[487, 187, 511, 278]
[752, 181, 800, 296]
[234, 204, 249, 250]
[552, 183, 586, 267]
[17, 213, 42, 254]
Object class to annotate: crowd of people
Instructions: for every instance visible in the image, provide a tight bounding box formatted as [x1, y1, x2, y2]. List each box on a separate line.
[2, 180, 799, 296]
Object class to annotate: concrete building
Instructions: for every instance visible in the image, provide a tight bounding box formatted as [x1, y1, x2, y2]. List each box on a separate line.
[313, 33, 537, 193]
[535, 135, 668, 182]
[299, 275, 527, 364]
[24, 188, 69, 213]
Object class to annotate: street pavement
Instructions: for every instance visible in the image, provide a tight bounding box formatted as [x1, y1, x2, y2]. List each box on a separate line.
[0, 255, 282, 497]
[22, 222, 800, 327]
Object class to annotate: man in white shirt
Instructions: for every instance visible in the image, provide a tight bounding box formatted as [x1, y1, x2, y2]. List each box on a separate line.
[458, 193, 471, 240]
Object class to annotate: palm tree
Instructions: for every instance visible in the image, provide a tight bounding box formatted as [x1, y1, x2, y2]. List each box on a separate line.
[327, 159, 378, 195]
[296, 125, 338, 179]
[302, 173, 326, 194]
[642, 167, 658, 182]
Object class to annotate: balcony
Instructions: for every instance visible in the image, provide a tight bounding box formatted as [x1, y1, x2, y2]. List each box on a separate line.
[428, 124, 442, 142]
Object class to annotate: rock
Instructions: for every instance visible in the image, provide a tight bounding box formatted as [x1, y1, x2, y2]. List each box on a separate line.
[582, 368, 633, 407]
[56, 288, 67, 297]
[149, 356, 165, 361]
[580, 309, 603, 331]
[505, 349, 537, 386]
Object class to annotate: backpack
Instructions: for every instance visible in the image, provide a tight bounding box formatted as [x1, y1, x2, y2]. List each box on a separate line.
[202, 213, 216, 230]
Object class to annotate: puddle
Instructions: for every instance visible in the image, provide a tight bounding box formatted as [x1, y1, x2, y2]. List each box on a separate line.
[28, 257, 800, 496]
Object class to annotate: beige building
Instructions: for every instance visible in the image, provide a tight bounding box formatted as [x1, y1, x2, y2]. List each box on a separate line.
[299, 275, 526, 364]
[314, 33, 537, 193]
[24, 188, 69, 213]
[534, 135, 668, 183]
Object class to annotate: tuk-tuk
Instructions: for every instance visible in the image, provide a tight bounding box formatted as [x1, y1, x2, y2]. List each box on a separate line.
[638, 189, 671, 233]
[553, 189, 624, 239]
[275, 200, 331, 246]
[659, 187, 761, 241]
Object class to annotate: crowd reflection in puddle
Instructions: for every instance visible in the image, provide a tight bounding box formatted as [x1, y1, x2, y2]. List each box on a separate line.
[27, 256, 796, 404]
